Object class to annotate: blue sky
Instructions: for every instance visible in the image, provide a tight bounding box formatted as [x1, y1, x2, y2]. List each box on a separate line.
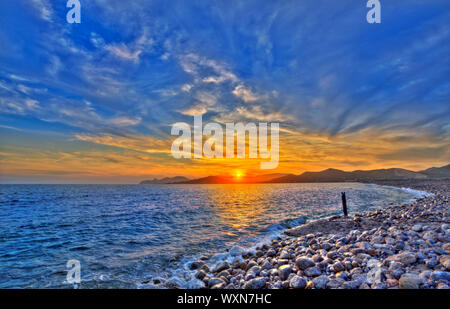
[0, 0, 449, 183]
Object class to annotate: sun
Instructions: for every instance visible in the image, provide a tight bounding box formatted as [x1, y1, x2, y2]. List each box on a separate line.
[234, 170, 245, 179]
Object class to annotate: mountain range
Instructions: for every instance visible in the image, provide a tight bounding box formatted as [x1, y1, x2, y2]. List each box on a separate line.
[140, 176, 190, 184]
[139, 164, 449, 184]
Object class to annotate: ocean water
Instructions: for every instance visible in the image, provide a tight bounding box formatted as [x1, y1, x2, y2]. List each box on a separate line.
[0, 183, 430, 288]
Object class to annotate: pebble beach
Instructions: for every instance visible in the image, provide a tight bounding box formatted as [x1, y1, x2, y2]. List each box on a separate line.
[190, 180, 450, 289]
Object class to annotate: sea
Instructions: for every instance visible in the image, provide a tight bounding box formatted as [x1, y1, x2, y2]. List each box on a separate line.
[0, 182, 432, 288]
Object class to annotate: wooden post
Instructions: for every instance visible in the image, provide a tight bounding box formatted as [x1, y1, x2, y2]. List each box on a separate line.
[341, 192, 348, 217]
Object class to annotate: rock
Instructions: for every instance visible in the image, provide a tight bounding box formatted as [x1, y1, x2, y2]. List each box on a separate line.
[389, 252, 417, 265]
[326, 251, 339, 259]
[266, 249, 276, 257]
[244, 277, 266, 289]
[367, 266, 385, 285]
[342, 280, 361, 289]
[312, 275, 329, 289]
[213, 261, 230, 273]
[351, 248, 366, 255]
[399, 274, 422, 289]
[426, 258, 438, 268]
[289, 275, 307, 289]
[304, 266, 321, 277]
[367, 259, 381, 269]
[208, 277, 226, 288]
[391, 269, 404, 279]
[332, 261, 345, 272]
[430, 271, 450, 281]
[261, 260, 272, 270]
[336, 271, 350, 281]
[247, 265, 261, 276]
[211, 282, 226, 289]
[190, 260, 206, 270]
[386, 278, 398, 287]
[372, 282, 388, 289]
[302, 280, 313, 289]
[412, 224, 423, 232]
[321, 242, 332, 251]
[246, 261, 258, 271]
[439, 256, 450, 270]
[224, 283, 236, 289]
[326, 278, 345, 289]
[278, 265, 292, 281]
[279, 250, 290, 259]
[295, 257, 315, 270]
[217, 270, 230, 278]
[195, 270, 206, 280]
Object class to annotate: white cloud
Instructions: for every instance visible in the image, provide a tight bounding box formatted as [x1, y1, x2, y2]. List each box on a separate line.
[181, 84, 193, 92]
[0, 98, 39, 115]
[178, 53, 238, 84]
[90, 32, 105, 49]
[195, 91, 217, 106]
[179, 105, 208, 116]
[30, 0, 53, 22]
[103, 31, 154, 63]
[106, 44, 143, 62]
[110, 117, 142, 126]
[232, 84, 259, 102]
[160, 52, 170, 60]
[215, 105, 295, 123]
[47, 55, 62, 76]
[178, 91, 218, 116]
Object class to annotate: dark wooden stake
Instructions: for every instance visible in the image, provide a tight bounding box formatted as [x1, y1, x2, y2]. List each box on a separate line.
[341, 192, 348, 217]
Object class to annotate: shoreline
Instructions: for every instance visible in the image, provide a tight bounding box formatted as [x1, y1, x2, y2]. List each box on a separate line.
[189, 180, 449, 289]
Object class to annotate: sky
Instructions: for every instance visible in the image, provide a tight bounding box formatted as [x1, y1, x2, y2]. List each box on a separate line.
[0, 0, 449, 183]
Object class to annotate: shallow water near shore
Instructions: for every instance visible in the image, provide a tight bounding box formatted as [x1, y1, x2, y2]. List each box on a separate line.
[0, 183, 430, 288]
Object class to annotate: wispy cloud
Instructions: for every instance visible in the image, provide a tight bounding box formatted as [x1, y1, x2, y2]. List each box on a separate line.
[0, 0, 449, 181]
[30, 0, 53, 22]
[232, 85, 259, 102]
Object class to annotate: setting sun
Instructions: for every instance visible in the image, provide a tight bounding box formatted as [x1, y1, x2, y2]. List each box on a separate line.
[234, 170, 245, 178]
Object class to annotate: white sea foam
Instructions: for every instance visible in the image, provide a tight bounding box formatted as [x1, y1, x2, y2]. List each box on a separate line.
[399, 187, 434, 198]
[378, 184, 434, 200]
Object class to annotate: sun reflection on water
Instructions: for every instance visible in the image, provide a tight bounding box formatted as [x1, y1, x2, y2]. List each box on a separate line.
[206, 184, 270, 235]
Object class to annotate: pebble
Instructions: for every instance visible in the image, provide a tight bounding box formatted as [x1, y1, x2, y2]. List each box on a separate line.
[295, 257, 315, 270]
[312, 275, 329, 289]
[278, 265, 292, 281]
[200, 181, 450, 289]
[399, 273, 422, 289]
[289, 275, 307, 289]
[213, 261, 230, 273]
[243, 277, 266, 289]
[304, 266, 322, 277]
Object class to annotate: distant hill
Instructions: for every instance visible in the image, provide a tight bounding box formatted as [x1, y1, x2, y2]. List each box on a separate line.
[271, 165, 449, 183]
[140, 176, 190, 184]
[419, 164, 450, 179]
[138, 164, 449, 184]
